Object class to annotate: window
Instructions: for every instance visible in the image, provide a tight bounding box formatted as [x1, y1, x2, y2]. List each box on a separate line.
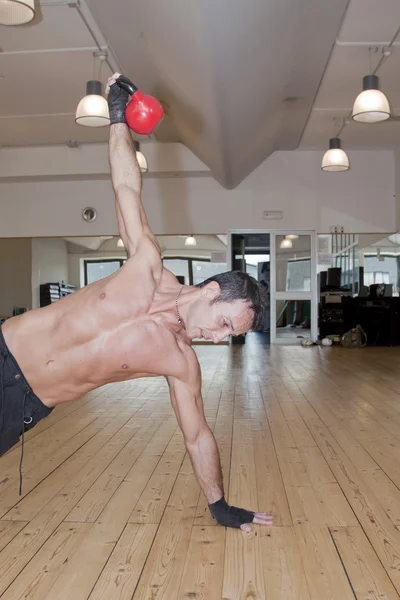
[276, 235, 311, 292]
[162, 257, 227, 285]
[364, 254, 398, 295]
[364, 271, 390, 286]
[84, 259, 125, 285]
[192, 261, 227, 285]
[84, 257, 229, 287]
[286, 260, 311, 292]
[162, 259, 190, 284]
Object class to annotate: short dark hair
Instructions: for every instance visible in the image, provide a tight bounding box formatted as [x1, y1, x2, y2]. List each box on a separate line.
[196, 271, 268, 331]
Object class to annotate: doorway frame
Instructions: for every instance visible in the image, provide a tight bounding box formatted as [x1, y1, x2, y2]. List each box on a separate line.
[227, 229, 318, 344]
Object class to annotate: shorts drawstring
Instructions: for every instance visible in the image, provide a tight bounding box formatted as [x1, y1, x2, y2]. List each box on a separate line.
[19, 391, 30, 496]
[0, 350, 30, 496]
[0, 350, 24, 496]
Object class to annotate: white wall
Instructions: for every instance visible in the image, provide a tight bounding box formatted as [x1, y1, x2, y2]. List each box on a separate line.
[31, 238, 69, 309]
[0, 238, 32, 317]
[0, 150, 395, 238]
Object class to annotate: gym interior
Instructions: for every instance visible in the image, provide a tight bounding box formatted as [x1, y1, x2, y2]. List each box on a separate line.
[1, 1, 400, 598]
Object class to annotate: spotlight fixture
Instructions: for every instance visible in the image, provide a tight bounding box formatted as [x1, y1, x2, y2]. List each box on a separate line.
[321, 138, 350, 172]
[185, 235, 197, 247]
[352, 75, 390, 123]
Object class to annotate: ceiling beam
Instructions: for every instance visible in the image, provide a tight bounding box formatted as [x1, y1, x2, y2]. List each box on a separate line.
[0, 142, 211, 181]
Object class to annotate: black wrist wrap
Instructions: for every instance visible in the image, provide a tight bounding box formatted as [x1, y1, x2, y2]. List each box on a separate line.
[208, 497, 255, 529]
[108, 82, 129, 125]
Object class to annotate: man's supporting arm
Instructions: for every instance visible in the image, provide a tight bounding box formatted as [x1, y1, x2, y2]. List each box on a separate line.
[167, 373, 224, 504]
[167, 355, 274, 530]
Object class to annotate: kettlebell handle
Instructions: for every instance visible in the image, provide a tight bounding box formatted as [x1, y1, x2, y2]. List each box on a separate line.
[116, 75, 138, 96]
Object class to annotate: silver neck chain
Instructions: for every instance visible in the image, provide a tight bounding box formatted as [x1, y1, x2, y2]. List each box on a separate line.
[175, 286, 185, 329]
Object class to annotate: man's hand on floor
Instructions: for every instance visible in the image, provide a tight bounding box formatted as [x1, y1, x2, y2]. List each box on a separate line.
[208, 497, 273, 531]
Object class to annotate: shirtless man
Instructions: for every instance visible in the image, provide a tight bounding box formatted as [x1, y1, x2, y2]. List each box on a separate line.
[0, 73, 272, 532]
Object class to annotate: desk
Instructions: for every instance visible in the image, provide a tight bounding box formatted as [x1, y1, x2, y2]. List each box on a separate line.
[319, 296, 400, 346]
[347, 297, 400, 346]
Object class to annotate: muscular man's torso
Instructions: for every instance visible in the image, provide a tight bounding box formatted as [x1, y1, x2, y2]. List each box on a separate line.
[2, 254, 189, 407]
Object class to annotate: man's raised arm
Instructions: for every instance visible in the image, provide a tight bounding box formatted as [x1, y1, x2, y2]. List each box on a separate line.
[106, 73, 160, 258]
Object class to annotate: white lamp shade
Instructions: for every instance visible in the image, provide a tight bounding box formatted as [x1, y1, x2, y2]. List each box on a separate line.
[321, 148, 350, 171]
[75, 94, 110, 127]
[185, 235, 197, 246]
[280, 239, 292, 249]
[117, 238, 125, 248]
[285, 234, 299, 240]
[321, 149, 350, 172]
[136, 151, 148, 173]
[0, 0, 35, 25]
[352, 89, 391, 123]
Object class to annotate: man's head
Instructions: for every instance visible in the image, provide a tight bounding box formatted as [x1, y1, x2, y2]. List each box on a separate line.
[185, 271, 268, 343]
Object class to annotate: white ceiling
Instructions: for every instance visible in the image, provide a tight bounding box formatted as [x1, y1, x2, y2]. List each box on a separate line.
[300, 0, 400, 150]
[0, 0, 399, 187]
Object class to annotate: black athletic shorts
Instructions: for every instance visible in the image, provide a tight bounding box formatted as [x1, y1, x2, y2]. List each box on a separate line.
[0, 325, 54, 493]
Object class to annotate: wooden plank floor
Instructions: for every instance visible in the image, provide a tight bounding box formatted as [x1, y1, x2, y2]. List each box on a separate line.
[1, 340, 400, 599]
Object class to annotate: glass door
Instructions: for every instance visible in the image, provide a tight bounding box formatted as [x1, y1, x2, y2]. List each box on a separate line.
[270, 231, 317, 344]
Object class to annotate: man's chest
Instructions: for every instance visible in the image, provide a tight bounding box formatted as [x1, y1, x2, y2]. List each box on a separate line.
[98, 319, 185, 381]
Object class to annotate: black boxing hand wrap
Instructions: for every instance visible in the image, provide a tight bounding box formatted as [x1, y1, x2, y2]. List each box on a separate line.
[208, 497, 255, 529]
[107, 82, 130, 125]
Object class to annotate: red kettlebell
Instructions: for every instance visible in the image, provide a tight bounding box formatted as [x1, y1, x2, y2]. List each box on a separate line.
[116, 75, 164, 136]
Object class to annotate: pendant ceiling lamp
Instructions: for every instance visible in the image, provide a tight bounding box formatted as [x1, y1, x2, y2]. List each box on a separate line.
[286, 234, 299, 240]
[352, 74, 390, 123]
[75, 80, 110, 127]
[321, 138, 350, 172]
[0, 0, 35, 25]
[280, 238, 292, 249]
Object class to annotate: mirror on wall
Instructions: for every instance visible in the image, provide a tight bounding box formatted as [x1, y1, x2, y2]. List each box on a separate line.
[0, 232, 272, 343]
[317, 232, 400, 297]
[316, 232, 400, 346]
[0, 234, 229, 319]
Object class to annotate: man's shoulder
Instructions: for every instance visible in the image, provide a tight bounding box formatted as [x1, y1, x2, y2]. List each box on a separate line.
[172, 338, 200, 382]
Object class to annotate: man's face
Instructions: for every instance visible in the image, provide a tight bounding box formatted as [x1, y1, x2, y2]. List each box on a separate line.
[185, 282, 254, 342]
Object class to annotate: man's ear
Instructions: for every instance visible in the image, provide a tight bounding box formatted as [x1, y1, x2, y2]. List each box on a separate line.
[201, 281, 221, 301]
